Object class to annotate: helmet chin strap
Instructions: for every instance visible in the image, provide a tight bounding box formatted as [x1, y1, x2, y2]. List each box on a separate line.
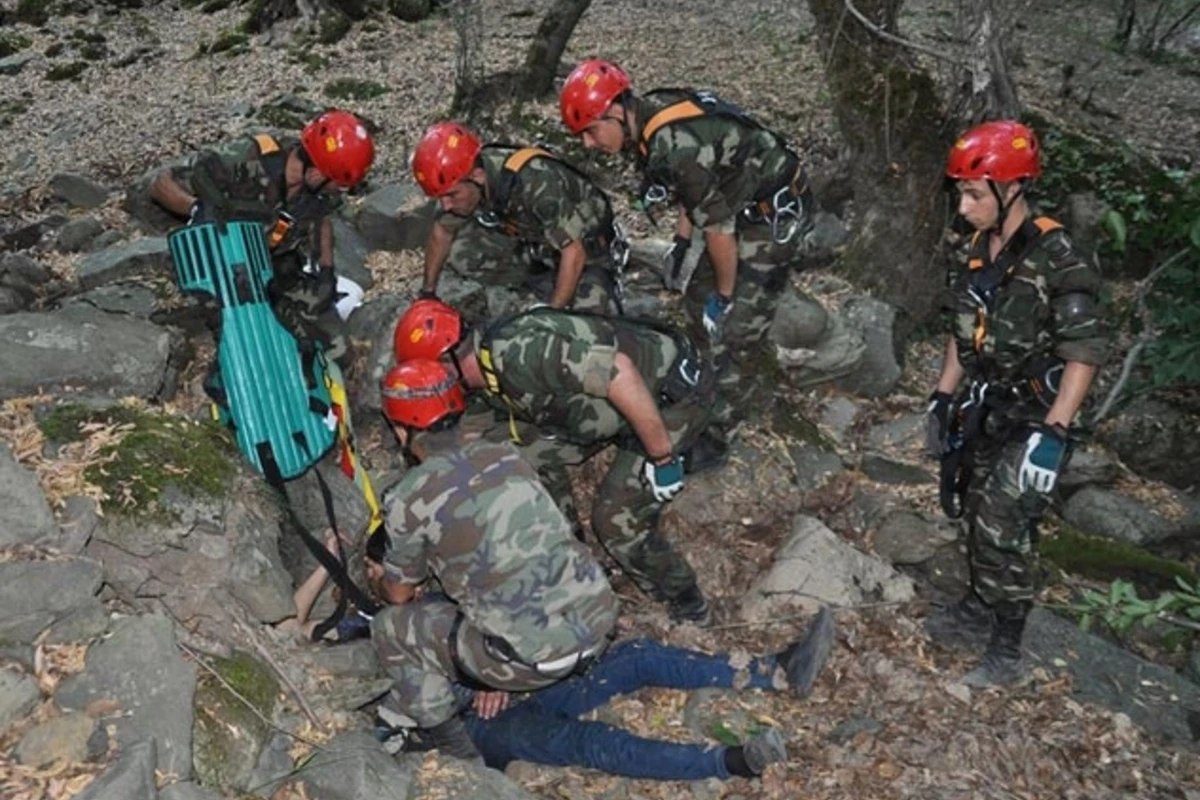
[616, 90, 637, 153]
[988, 179, 1026, 237]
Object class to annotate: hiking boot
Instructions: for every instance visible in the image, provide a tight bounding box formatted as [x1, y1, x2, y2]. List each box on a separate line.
[776, 606, 835, 698]
[418, 715, 482, 761]
[741, 728, 788, 775]
[961, 615, 1026, 688]
[681, 431, 730, 474]
[668, 584, 712, 626]
[925, 590, 995, 651]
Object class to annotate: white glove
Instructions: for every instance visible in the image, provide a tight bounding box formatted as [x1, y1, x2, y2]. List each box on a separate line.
[642, 455, 685, 503]
[1017, 427, 1068, 493]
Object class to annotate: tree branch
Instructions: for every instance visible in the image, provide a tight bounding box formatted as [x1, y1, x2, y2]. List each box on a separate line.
[842, 0, 962, 63]
[1091, 248, 1189, 424]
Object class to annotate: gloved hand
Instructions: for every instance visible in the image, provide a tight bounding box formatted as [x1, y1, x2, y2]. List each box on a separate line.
[662, 234, 691, 291]
[188, 200, 206, 225]
[306, 266, 338, 314]
[642, 454, 685, 503]
[924, 390, 954, 457]
[1018, 423, 1068, 493]
[702, 291, 733, 340]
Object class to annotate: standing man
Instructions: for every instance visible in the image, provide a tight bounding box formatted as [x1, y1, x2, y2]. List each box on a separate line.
[393, 300, 719, 625]
[151, 109, 375, 361]
[924, 121, 1108, 686]
[371, 358, 618, 759]
[559, 59, 818, 414]
[411, 121, 628, 315]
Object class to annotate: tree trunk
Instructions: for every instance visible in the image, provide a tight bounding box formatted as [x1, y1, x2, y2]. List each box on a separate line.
[806, 0, 949, 328]
[449, 0, 486, 119]
[952, 0, 1019, 126]
[1113, 0, 1137, 51]
[518, 0, 593, 100]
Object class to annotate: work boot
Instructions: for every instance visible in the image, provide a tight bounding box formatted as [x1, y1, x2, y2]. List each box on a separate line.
[668, 583, 712, 626]
[961, 614, 1026, 688]
[775, 606, 835, 698]
[925, 590, 995, 650]
[681, 431, 730, 474]
[723, 727, 787, 778]
[415, 715, 482, 762]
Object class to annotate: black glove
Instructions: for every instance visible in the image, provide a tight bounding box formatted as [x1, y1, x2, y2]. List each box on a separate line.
[924, 390, 954, 458]
[306, 266, 338, 314]
[662, 234, 691, 290]
[187, 200, 207, 225]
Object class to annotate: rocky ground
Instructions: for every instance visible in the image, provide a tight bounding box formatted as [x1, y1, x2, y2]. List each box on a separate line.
[1, 1, 1200, 799]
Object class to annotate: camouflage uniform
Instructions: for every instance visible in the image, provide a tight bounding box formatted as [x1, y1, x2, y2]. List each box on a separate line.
[167, 134, 348, 360]
[372, 437, 617, 728]
[944, 217, 1108, 618]
[633, 89, 816, 420]
[438, 145, 624, 316]
[470, 309, 715, 603]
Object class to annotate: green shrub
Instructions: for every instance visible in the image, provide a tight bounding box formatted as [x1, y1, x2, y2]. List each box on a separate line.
[323, 78, 389, 101]
[46, 61, 89, 81]
[0, 32, 33, 59]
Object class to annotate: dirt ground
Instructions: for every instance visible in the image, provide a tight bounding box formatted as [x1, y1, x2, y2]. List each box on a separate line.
[2, 0, 1199, 798]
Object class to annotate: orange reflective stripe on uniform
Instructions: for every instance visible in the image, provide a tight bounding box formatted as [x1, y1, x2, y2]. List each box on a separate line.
[1032, 216, 1062, 235]
[253, 133, 281, 156]
[503, 147, 552, 174]
[637, 100, 706, 158]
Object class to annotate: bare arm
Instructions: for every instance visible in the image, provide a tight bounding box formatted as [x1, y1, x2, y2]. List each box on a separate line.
[547, 240, 586, 308]
[1044, 361, 1096, 429]
[150, 171, 196, 218]
[422, 220, 455, 295]
[703, 228, 738, 297]
[936, 337, 966, 395]
[606, 351, 674, 460]
[318, 216, 335, 269]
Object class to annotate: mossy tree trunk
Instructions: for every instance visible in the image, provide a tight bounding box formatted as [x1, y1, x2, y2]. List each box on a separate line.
[518, 0, 593, 100]
[806, 0, 949, 328]
[952, 0, 1019, 125]
[449, 0, 486, 119]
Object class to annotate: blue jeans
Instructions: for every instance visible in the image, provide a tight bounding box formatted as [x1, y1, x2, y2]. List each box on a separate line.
[462, 638, 780, 780]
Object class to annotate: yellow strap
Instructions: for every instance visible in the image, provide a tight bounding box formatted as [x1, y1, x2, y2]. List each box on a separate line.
[324, 368, 385, 536]
[638, 100, 706, 158]
[478, 345, 524, 445]
[253, 133, 281, 156]
[503, 147, 552, 174]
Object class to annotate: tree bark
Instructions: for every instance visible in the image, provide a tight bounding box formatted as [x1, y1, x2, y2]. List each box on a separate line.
[519, 0, 593, 100]
[449, 0, 486, 118]
[952, 0, 1019, 126]
[806, 0, 949, 328]
[1113, 0, 1137, 51]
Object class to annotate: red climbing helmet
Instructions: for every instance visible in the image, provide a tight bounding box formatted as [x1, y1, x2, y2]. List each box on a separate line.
[380, 359, 466, 429]
[301, 110, 375, 188]
[393, 298, 464, 362]
[560, 59, 632, 135]
[411, 122, 482, 197]
[946, 120, 1042, 182]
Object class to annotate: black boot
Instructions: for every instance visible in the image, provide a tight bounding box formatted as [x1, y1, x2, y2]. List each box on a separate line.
[668, 583, 712, 626]
[775, 606, 835, 698]
[962, 614, 1026, 688]
[925, 590, 995, 650]
[417, 715, 482, 761]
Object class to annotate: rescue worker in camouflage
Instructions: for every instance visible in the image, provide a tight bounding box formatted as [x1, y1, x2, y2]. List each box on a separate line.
[560, 59, 819, 421]
[924, 121, 1108, 687]
[370, 358, 618, 761]
[393, 300, 718, 625]
[411, 121, 628, 315]
[150, 109, 375, 361]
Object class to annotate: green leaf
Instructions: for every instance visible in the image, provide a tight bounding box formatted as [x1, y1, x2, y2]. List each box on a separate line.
[710, 721, 742, 747]
[1079, 613, 1092, 632]
[1191, 216, 1200, 250]
[1103, 209, 1128, 252]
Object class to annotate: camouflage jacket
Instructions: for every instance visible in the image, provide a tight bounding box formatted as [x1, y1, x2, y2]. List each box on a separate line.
[171, 133, 338, 257]
[474, 309, 689, 446]
[437, 145, 615, 256]
[944, 215, 1109, 386]
[633, 89, 796, 231]
[380, 437, 617, 662]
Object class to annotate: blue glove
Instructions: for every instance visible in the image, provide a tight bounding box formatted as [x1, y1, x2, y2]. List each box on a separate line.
[1018, 424, 1068, 493]
[702, 291, 733, 340]
[642, 455, 685, 502]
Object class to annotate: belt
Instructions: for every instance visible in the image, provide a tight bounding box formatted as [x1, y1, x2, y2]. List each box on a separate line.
[483, 631, 605, 677]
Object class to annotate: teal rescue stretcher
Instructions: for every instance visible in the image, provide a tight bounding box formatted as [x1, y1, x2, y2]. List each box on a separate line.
[167, 221, 336, 482]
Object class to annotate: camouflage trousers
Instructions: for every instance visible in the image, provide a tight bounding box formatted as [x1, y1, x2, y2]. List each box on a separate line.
[685, 217, 811, 427]
[962, 432, 1055, 620]
[466, 392, 715, 603]
[266, 252, 348, 362]
[447, 225, 617, 317]
[371, 600, 605, 728]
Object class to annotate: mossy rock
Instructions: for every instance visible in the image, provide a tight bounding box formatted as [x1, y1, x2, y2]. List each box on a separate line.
[15, 0, 51, 26]
[316, 12, 352, 44]
[323, 78, 388, 101]
[193, 650, 280, 792]
[1039, 521, 1196, 594]
[0, 32, 32, 59]
[79, 42, 109, 61]
[46, 61, 89, 81]
[43, 41, 65, 57]
[39, 404, 236, 518]
[198, 29, 250, 56]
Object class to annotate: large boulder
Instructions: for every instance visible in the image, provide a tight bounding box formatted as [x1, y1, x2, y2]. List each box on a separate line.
[0, 442, 59, 547]
[1062, 484, 1200, 547]
[353, 183, 434, 252]
[1099, 398, 1200, 492]
[73, 739, 158, 800]
[75, 237, 171, 289]
[0, 305, 176, 400]
[49, 173, 111, 210]
[0, 558, 103, 644]
[835, 296, 904, 398]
